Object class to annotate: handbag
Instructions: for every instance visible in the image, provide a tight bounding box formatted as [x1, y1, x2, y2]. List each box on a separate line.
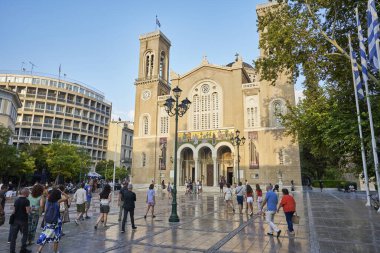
[9, 213, 15, 225]
[292, 212, 300, 224]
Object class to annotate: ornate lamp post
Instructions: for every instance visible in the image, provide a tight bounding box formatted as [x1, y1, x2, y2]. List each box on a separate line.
[164, 86, 191, 222]
[231, 130, 246, 183]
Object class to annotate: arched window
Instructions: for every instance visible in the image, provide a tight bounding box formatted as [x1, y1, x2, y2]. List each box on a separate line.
[270, 99, 286, 127]
[246, 97, 259, 128]
[191, 82, 222, 130]
[159, 107, 169, 134]
[159, 51, 166, 79]
[145, 52, 154, 78]
[140, 114, 150, 136]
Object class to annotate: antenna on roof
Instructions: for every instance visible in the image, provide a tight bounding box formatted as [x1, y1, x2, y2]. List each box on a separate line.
[29, 61, 37, 75]
[21, 62, 26, 72]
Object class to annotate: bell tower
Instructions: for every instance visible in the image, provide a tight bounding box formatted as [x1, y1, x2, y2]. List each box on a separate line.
[132, 30, 171, 184]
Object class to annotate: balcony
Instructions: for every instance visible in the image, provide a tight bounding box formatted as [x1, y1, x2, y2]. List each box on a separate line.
[58, 97, 66, 102]
[64, 126, 72, 130]
[44, 123, 53, 128]
[23, 107, 33, 112]
[37, 94, 46, 99]
[54, 124, 62, 129]
[26, 93, 36, 98]
[47, 95, 56, 101]
[30, 136, 40, 141]
[67, 99, 74, 104]
[41, 137, 51, 142]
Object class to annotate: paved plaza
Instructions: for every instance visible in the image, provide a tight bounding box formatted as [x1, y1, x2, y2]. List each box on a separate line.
[1, 188, 380, 253]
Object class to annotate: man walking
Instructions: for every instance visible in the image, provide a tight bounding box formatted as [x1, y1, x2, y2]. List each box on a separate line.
[261, 185, 281, 238]
[10, 188, 31, 253]
[118, 181, 128, 221]
[121, 184, 137, 232]
[84, 180, 92, 219]
[73, 183, 87, 224]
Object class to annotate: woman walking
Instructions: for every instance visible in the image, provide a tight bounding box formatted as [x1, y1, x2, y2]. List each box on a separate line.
[27, 184, 44, 245]
[256, 184, 263, 214]
[224, 183, 235, 213]
[36, 187, 64, 253]
[144, 184, 156, 219]
[246, 184, 254, 216]
[167, 182, 172, 199]
[94, 184, 111, 229]
[277, 188, 296, 235]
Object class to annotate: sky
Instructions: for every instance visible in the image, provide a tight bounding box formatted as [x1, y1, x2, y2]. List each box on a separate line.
[0, 0, 301, 121]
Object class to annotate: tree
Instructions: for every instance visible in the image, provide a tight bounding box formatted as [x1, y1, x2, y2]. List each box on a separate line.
[255, 0, 380, 178]
[45, 141, 91, 181]
[0, 125, 18, 182]
[95, 160, 114, 180]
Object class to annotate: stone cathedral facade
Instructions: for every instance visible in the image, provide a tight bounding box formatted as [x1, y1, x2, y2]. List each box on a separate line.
[132, 2, 301, 187]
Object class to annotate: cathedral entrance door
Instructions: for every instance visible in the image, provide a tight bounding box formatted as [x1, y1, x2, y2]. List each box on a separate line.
[206, 165, 213, 186]
[227, 167, 233, 185]
[192, 167, 195, 181]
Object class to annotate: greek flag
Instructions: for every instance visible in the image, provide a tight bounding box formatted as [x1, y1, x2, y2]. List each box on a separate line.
[367, 0, 380, 70]
[349, 36, 365, 100]
[357, 8, 370, 89]
[156, 15, 161, 28]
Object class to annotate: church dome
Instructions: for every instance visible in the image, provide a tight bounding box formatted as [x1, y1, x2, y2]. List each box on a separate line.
[226, 61, 254, 68]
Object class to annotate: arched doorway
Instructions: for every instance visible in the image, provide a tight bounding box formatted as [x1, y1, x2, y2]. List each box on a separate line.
[198, 146, 213, 186]
[180, 147, 194, 185]
[217, 145, 233, 185]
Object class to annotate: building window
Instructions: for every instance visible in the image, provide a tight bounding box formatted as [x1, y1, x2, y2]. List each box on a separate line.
[129, 136, 132, 146]
[192, 83, 221, 130]
[145, 52, 154, 78]
[159, 51, 166, 79]
[270, 99, 285, 127]
[141, 114, 150, 136]
[142, 152, 146, 167]
[159, 107, 169, 134]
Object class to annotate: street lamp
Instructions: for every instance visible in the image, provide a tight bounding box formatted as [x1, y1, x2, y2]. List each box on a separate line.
[231, 129, 245, 183]
[164, 86, 191, 222]
[112, 121, 123, 206]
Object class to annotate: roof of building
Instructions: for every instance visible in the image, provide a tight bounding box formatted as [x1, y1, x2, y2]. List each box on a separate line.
[226, 61, 254, 69]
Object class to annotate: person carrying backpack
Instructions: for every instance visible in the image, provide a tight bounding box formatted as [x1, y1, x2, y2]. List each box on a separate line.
[36, 187, 64, 253]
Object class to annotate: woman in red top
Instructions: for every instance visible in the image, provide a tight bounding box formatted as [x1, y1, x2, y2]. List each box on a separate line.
[277, 188, 296, 234]
[255, 184, 263, 214]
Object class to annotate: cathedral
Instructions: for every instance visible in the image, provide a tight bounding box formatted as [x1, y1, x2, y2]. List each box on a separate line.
[132, 2, 301, 187]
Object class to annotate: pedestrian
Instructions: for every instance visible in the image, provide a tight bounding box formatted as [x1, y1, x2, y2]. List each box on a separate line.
[118, 181, 128, 221]
[39, 185, 48, 229]
[291, 180, 295, 191]
[167, 182, 172, 199]
[95, 184, 111, 229]
[84, 180, 93, 219]
[0, 184, 8, 210]
[144, 184, 156, 218]
[36, 187, 63, 253]
[121, 184, 137, 232]
[27, 184, 44, 245]
[261, 185, 281, 238]
[319, 180, 323, 192]
[246, 184, 254, 216]
[161, 180, 166, 190]
[224, 183, 235, 213]
[196, 180, 200, 194]
[219, 179, 224, 195]
[73, 183, 87, 225]
[199, 180, 203, 194]
[58, 185, 70, 236]
[235, 182, 245, 214]
[9, 187, 31, 253]
[277, 188, 296, 235]
[256, 184, 263, 214]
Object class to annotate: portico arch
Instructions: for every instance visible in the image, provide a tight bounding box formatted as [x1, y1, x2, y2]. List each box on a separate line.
[216, 142, 234, 185]
[178, 143, 196, 185]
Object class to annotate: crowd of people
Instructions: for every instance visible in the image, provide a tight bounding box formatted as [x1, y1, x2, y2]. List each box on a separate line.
[0, 177, 298, 253]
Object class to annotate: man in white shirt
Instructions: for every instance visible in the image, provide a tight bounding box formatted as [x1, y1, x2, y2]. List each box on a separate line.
[73, 183, 87, 224]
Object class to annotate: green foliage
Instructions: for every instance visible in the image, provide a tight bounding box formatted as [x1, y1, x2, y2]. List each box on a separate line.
[45, 141, 91, 180]
[95, 160, 114, 180]
[255, 0, 380, 179]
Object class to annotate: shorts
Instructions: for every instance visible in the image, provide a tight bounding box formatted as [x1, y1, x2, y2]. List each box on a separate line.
[237, 195, 244, 205]
[100, 205, 110, 214]
[86, 200, 91, 209]
[147, 201, 155, 206]
[257, 196, 263, 203]
[77, 203, 85, 213]
[225, 195, 232, 201]
[247, 196, 254, 203]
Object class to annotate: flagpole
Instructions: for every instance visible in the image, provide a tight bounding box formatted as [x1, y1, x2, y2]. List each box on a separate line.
[367, 1, 380, 212]
[348, 35, 371, 207]
[355, 7, 372, 206]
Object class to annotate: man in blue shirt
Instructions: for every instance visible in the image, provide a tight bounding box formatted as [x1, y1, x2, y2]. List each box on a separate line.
[261, 185, 281, 238]
[84, 181, 92, 219]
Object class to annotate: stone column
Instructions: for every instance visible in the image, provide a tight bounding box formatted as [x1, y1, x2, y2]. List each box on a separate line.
[194, 157, 199, 182]
[213, 157, 218, 186]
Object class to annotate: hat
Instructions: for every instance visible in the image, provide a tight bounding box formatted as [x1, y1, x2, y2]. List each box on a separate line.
[127, 184, 133, 189]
